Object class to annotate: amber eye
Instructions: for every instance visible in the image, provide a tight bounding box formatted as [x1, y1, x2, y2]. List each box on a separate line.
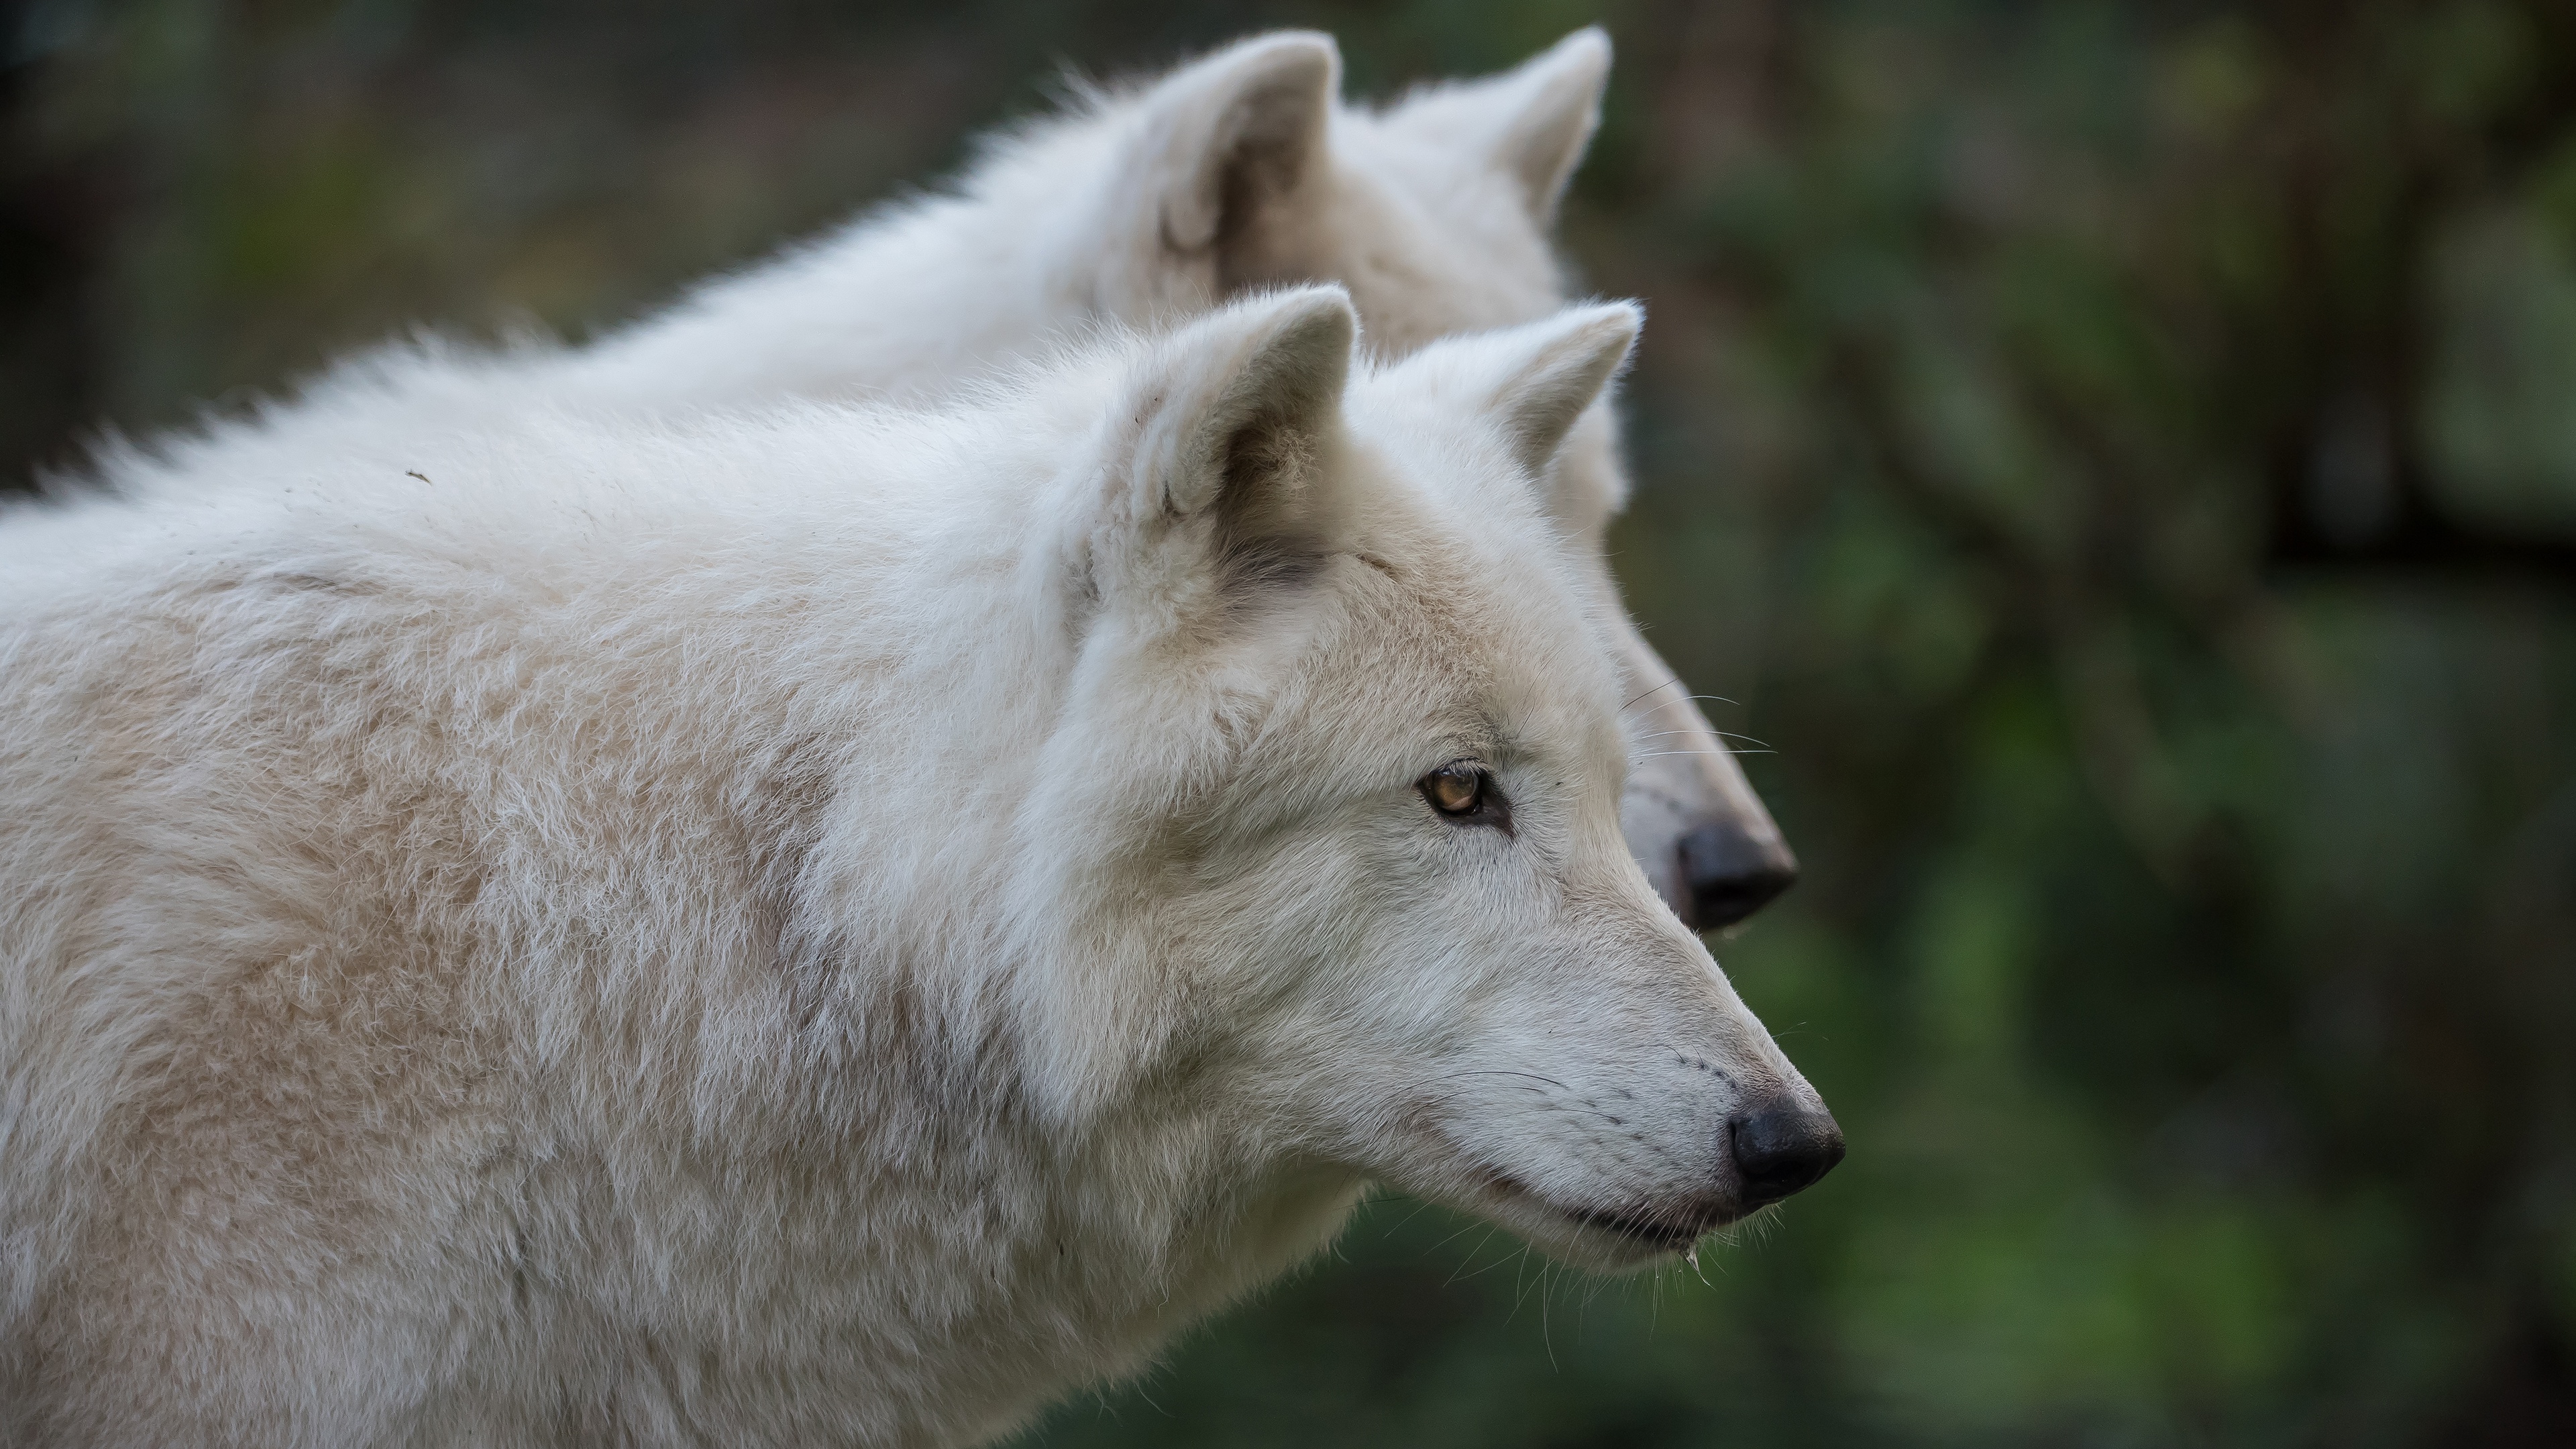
[1419, 761, 1488, 818]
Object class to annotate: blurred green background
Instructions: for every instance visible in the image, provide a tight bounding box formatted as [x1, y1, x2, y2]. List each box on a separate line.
[6, 1, 2573, 1444]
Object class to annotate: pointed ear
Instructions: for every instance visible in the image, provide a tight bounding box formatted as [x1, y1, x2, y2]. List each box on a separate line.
[1480, 302, 1642, 476]
[1128, 33, 1339, 267]
[1389, 28, 1611, 220]
[1085, 286, 1358, 614]
[1493, 28, 1612, 218]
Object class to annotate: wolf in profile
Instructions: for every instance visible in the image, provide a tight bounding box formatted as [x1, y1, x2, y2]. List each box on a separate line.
[1, 288, 1840, 1444]
[101, 29, 1797, 930]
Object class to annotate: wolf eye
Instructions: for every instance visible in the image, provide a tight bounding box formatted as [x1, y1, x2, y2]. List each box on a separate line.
[1417, 761, 1501, 824]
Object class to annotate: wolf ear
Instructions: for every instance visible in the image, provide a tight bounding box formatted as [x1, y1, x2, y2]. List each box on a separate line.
[1478, 302, 1642, 476]
[1484, 29, 1612, 218]
[1126, 33, 1339, 276]
[1389, 29, 1610, 221]
[1083, 286, 1357, 616]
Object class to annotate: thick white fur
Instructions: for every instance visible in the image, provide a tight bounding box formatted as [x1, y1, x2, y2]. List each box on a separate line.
[0, 288, 1822, 1446]
[90, 28, 1790, 916]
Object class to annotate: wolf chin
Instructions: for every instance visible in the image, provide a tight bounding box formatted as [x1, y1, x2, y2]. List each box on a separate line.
[0, 287, 1839, 1446]
[93, 28, 1797, 930]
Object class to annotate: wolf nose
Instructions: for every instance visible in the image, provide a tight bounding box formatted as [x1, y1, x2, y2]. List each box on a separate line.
[1729, 1108, 1845, 1206]
[1674, 822, 1799, 930]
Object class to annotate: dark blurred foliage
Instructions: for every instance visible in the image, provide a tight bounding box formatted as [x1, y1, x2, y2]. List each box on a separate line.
[7, 1, 2574, 1444]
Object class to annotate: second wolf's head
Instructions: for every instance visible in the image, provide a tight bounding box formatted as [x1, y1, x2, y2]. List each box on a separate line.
[1048, 30, 1797, 932]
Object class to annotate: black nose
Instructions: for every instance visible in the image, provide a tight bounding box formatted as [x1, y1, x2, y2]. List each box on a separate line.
[1730, 1108, 1845, 1206]
[1675, 822, 1799, 930]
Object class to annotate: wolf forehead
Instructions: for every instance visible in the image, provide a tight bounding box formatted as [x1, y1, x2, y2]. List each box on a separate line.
[1266, 558, 1627, 776]
[1174, 455, 1630, 784]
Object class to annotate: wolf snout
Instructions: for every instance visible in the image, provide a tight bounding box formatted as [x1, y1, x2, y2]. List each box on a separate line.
[1728, 1104, 1845, 1206]
[1673, 820, 1798, 930]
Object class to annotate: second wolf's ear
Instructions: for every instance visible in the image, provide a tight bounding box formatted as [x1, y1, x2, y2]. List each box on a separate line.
[1391, 28, 1611, 221]
[1494, 30, 1611, 218]
[1123, 33, 1338, 274]
[1081, 286, 1357, 619]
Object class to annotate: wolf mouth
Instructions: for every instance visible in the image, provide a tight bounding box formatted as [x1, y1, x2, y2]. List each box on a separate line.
[1563, 1202, 1726, 1250]
[1482, 1169, 1731, 1251]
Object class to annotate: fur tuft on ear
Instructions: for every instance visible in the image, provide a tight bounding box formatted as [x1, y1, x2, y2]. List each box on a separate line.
[1481, 302, 1642, 476]
[1161, 34, 1339, 253]
[1081, 286, 1358, 620]
[1097, 32, 1340, 311]
[1140, 288, 1354, 521]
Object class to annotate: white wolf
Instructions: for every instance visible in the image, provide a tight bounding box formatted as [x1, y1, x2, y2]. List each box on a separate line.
[0, 287, 1840, 1446]
[99, 28, 1797, 930]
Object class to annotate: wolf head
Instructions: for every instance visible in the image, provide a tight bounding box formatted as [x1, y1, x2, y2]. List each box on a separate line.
[1010, 287, 1839, 1269]
[1061, 30, 1797, 932]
